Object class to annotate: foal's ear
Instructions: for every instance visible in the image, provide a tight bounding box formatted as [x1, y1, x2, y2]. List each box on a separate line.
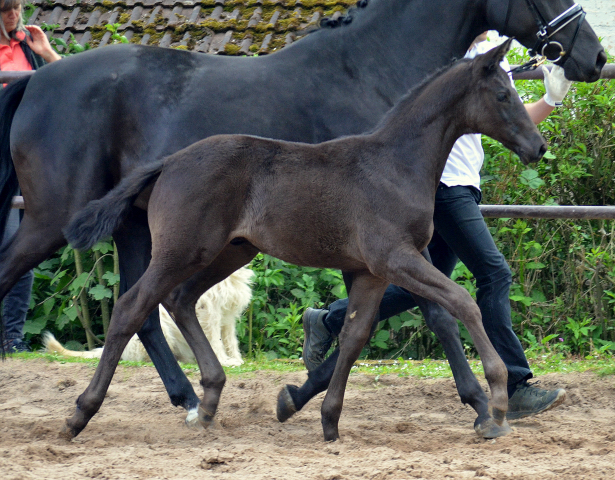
[481, 37, 514, 73]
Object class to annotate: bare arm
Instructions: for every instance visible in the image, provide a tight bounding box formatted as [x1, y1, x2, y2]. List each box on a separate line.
[24, 25, 61, 64]
[524, 98, 554, 125]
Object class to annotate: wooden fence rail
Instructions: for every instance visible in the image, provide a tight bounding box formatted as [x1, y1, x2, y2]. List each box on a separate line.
[11, 196, 615, 220]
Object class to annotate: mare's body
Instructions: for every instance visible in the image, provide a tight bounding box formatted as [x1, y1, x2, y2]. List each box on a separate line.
[0, 0, 606, 429]
[64, 41, 546, 440]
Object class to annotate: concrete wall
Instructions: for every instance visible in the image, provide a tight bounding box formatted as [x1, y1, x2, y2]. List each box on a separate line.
[582, 0, 615, 54]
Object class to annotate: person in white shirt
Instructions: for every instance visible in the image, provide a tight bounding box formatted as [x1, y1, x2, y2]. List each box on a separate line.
[302, 33, 573, 420]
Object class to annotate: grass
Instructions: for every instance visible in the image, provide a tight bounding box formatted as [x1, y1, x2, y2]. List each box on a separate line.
[6, 351, 615, 378]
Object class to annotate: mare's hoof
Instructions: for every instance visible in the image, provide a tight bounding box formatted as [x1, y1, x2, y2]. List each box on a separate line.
[474, 416, 513, 439]
[276, 385, 298, 423]
[185, 406, 205, 430]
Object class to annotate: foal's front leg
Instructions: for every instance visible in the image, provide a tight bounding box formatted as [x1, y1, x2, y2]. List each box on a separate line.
[321, 271, 388, 441]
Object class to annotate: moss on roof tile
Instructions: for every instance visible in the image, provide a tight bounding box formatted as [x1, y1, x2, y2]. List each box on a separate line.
[32, 0, 356, 54]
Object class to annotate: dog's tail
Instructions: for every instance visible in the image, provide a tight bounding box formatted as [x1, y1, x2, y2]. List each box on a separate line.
[42, 331, 103, 359]
[64, 159, 164, 251]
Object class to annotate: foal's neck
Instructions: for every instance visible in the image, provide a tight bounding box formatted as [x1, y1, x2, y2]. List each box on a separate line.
[371, 63, 474, 185]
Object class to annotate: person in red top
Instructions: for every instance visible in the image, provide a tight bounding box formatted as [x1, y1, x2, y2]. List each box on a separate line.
[1, 0, 60, 352]
[1, 0, 60, 72]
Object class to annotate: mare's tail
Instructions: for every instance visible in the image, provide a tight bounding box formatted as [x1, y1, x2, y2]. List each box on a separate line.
[0, 76, 31, 358]
[64, 159, 165, 251]
[0, 77, 29, 244]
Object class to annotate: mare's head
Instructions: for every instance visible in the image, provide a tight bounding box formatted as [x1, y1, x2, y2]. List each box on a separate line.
[465, 38, 547, 165]
[489, 0, 606, 82]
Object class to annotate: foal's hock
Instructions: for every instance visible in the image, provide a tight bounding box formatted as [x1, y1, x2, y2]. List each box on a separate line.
[63, 40, 546, 441]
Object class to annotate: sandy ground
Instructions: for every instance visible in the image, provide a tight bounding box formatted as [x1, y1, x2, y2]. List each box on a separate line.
[1, 358, 614, 480]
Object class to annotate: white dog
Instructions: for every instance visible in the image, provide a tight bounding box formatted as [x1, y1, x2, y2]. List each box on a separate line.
[43, 266, 254, 367]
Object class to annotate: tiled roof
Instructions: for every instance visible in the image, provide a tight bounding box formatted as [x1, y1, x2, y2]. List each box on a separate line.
[27, 0, 358, 55]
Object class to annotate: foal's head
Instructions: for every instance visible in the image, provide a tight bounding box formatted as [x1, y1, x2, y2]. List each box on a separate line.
[464, 38, 547, 165]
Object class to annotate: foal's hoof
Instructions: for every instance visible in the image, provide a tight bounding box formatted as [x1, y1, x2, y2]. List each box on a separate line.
[276, 385, 298, 423]
[474, 416, 513, 439]
[197, 404, 216, 428]
[59, 422, 78, 441]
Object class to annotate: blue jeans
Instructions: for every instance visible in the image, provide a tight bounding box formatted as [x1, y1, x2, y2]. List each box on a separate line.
[1, 208, 34, 345]
[324, 184, 532, 387]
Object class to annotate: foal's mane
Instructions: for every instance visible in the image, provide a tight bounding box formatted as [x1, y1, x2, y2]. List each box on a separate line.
[369, 57, 472, 134]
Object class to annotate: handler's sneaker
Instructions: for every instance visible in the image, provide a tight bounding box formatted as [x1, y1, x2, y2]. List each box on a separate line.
[302, 308, 334, 371]
[5, 339, 31, 353]
[506, 381, 566, 420]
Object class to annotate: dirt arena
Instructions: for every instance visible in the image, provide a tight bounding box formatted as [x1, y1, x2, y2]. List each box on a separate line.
[1, 358, 614, 479]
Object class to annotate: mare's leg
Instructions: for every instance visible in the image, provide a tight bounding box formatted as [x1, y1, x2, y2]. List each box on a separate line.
[62, 256, 204, 439]
[377, 248, 509, 427]
[113, 208, 201, 412]
[162, 243, 258, 427]
[0, 213, 66, 315]
[320, 271, 388, 441]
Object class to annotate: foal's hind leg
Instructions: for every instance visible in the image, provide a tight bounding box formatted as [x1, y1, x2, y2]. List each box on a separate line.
[62, 258, 203, 439]
[162, 243, 259, 429]
[320, 271, 388, 441]
[414, 297, 511, 437]
[113, 209, 201, 413]
[377, 248, 509, 427]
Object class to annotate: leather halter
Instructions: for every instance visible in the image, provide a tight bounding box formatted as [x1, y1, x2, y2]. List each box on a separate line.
[506, 0, 586, 73]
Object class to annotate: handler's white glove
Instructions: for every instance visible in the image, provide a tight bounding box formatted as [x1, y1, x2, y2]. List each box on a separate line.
[542, 65, 572, 107]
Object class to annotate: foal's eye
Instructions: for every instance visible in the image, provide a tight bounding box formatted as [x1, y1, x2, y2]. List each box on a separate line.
[496, 92, 509, 102]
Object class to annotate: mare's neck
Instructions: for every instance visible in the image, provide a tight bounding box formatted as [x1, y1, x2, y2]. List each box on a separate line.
[292, 0, 488, 99]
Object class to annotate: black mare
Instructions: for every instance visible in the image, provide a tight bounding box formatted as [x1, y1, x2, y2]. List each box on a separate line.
[63, 39, 546, 440]
[0, 0, 605, 436]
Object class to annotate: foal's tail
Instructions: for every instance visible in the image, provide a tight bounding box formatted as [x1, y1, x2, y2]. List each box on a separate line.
[64, 159, 165, 251]
[0, 76, 30, 243]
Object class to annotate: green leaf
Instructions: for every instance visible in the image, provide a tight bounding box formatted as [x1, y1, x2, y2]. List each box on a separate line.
[92, 241, 113, 254]
[373, 330, 390, 342]
[23, 317, 48, 335]
[525, 262, 546, 270]
[55, 314, 71, 330]
[510, 295, 532, 306]
[88, 284, 113, 300]
[64, 305, 79, 321]
[290, 288, 305, 299]
[70, 272, 90, 293]
[43, 298, 55, 316]
[388, 316, 403, 333]
[102, 271, 120, 286]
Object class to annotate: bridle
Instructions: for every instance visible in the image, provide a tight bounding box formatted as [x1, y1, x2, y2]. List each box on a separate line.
[506, 0, 586, 73]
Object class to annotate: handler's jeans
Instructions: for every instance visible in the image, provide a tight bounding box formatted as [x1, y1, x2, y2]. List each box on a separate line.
[1, 208, 34, 346]
[323, 183, 532, 388]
